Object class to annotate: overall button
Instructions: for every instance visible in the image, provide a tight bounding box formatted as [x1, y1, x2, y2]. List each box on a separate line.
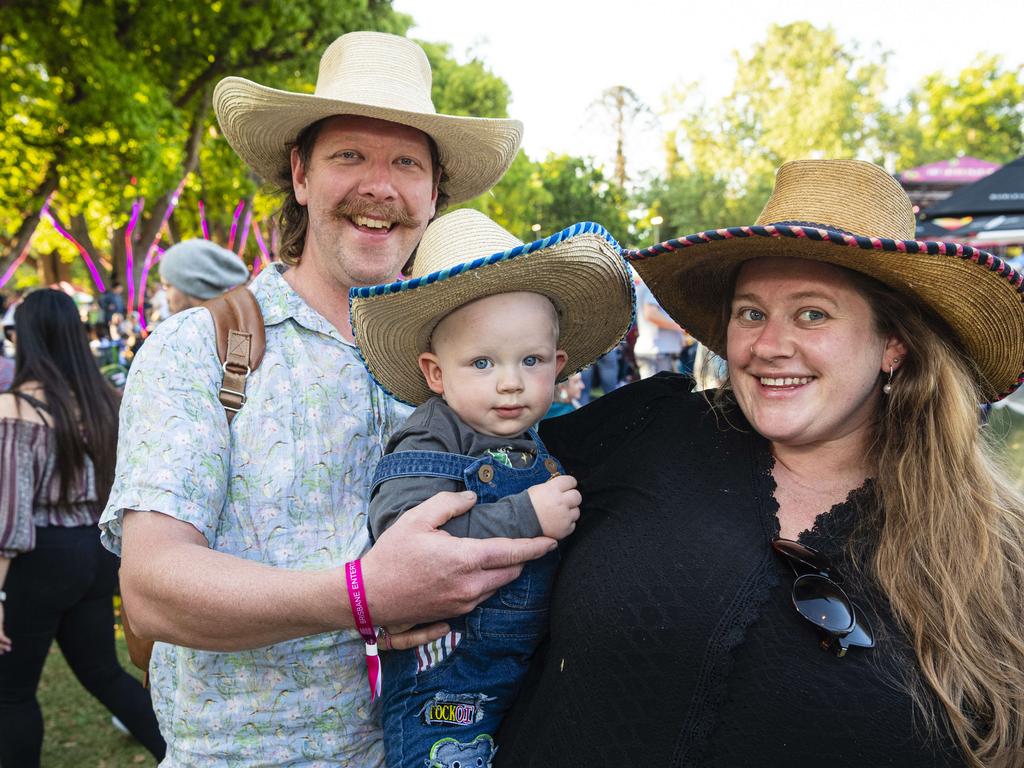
[478, 464, 494, 483]
[544, 458, 560, 476]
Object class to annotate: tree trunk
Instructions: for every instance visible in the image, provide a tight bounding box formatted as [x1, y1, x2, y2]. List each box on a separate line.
[126, 96, 210, 297]
[0, 167, 60, 278]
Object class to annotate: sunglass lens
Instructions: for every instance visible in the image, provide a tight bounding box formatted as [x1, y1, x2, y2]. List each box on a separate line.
[772, 538, 831, 575]
[842, 603, 875, 649]
[792, 574, 855, 634]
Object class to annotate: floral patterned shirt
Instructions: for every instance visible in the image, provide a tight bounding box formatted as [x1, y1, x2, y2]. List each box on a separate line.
[100, 264, 409, 767]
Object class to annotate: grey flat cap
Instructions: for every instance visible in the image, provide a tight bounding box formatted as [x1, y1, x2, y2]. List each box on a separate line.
[159, 239, 250, 300]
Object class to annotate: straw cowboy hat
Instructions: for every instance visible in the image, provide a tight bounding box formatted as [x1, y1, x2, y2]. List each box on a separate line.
[213, 31, 523, 204]
[626, 159, 1024, 401]
[351, 209, 635, 405]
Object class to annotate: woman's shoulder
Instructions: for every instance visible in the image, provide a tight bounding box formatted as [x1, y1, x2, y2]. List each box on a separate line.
[550, 373, 709, 430]
[540, 373, 727, 462]
[0, 388, 51, 426]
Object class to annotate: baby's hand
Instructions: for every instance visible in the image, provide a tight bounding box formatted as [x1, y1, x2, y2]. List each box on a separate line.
[527, 474, 581, 540]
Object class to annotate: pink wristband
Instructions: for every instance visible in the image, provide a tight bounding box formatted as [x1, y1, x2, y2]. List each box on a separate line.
[345, 559, 382, 700]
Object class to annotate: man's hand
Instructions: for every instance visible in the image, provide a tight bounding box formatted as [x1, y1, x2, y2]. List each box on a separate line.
[527, 475, 581, 540]
[360, 490, 557, 627]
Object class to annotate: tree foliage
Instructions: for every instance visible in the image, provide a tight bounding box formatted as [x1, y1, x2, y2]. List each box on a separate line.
[4, 13, 1023, 292]
[883, 54, 1024, 169]
[1, 0, 411, 287]
[650, 22, 889, 237]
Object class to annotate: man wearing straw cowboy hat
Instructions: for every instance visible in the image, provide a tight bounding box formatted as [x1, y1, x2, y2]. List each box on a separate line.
[99, 31, 552, 766]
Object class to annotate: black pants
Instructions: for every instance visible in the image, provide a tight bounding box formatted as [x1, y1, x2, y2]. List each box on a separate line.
[0, 525, 166, 766]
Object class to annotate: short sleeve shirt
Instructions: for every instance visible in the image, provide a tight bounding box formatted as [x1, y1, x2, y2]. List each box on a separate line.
[100, 264, 410, 767]
[633, 281, 684, 356]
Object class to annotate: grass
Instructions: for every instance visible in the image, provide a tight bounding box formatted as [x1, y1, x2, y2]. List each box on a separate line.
[37, 604, 156, 767]
[35, 409, 1024, 766]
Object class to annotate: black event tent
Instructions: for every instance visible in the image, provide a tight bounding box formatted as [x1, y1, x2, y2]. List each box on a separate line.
[923, 155, 1024, 218]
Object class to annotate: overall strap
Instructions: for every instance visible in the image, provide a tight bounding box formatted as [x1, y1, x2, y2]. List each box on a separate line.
[370, 450, 477, 496]
[204, 286, 265, 422]
[526, 428, 563, 477]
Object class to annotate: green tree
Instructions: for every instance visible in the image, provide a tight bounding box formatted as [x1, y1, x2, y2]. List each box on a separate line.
[644, 22, 889, 240]
[420, 41, 511, 119]
[1, 0, 410, 290]
[535, 154, 629, 243]
[590, 85, 651, 188]
[883, 54, 1024, 170]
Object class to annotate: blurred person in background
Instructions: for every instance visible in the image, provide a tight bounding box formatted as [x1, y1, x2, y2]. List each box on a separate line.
[545, 372, 586, 419]
[0, 316, 13, 391]
[0, 289, 165, 767]
[634, 277, 693, 377]
[99, 281, 126, 325]
[158, 238, 250, 315]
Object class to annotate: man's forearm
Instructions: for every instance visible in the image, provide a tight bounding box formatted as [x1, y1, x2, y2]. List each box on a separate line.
[120, 493, 556, 653]
[121, 511, 352, 651]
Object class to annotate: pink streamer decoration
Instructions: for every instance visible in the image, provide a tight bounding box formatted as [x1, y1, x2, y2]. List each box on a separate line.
[227, 200, 245, 251]
[0, 252, 30, 289]
[137, 178, 187, 333]
[236, 207, 253, 258]
[0, 194, 54, 289]
[43, 211, 107, 294]
[198, 200, 210, 240]
[252, 220, 270, 276]
[124, 199, 144, 314]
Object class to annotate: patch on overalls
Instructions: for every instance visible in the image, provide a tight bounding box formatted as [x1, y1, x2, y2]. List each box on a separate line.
[420, 691, 495, 726]
[427, 733, 496, 768]
[415, 629, 463, 674]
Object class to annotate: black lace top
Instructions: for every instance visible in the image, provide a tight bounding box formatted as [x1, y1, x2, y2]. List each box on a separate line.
[496, 374, 964, 767]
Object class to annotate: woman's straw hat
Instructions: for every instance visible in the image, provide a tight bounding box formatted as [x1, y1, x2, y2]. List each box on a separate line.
[213, 31, 522, 204]
[351, 209, 635, 405]
[626, 159, 1024, 401]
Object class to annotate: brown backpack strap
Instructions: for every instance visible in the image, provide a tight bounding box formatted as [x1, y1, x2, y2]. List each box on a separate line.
[204, 286, 265, 422]
[120, 285, 267, 684]
[120, 602, 152, 688]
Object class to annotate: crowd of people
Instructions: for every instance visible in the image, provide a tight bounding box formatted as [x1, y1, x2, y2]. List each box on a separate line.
[1, 28, 1023, 768]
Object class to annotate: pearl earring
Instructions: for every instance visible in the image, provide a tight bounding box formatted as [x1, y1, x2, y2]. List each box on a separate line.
[882, 358, 900, 395]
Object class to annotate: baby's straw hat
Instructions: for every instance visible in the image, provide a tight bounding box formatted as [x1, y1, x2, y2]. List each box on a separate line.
[351, 209, 635, 405]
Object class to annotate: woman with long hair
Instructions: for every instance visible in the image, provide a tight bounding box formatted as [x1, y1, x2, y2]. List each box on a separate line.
[0, 289, 165, 765]
[498, 160, 1024, 767]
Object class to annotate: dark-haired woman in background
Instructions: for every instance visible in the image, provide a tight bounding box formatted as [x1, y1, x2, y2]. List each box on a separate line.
[0, 289, 165, 766]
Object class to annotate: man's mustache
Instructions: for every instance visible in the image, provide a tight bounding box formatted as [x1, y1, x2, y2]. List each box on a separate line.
[330, 196, 419, 229]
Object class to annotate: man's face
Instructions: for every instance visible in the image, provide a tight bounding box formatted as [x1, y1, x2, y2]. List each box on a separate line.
[163, 283, 198, 315]
[291, 115, 438, 289]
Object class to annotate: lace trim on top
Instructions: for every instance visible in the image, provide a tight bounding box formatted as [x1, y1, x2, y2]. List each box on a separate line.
[672, 440, 876, 767]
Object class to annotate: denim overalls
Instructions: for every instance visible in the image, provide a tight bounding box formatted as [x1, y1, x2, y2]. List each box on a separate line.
[369, 430, 562, 768]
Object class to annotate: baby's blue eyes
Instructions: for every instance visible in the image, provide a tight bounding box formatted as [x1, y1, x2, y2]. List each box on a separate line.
[523, 356, 538, 367]
[472, 359, 491, 370]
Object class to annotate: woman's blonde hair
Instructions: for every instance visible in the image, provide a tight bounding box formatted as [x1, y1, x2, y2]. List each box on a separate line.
[859, 274, 1024, 767]
[711, 265, 1024, 766]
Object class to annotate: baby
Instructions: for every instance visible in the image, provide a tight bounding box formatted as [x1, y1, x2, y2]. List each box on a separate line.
[351, 208, 634, 768]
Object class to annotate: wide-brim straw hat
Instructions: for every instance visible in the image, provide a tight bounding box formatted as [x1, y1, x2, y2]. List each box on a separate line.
[351, 208, 635, 405]
[626, 159, 1024, 402]
[213, 31, 522, 204]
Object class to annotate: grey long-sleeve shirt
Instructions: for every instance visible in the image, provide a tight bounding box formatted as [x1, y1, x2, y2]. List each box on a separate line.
[368, 397, 543, 541]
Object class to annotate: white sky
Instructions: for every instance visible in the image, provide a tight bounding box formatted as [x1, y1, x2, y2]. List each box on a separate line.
[395, 0, 1024, 177]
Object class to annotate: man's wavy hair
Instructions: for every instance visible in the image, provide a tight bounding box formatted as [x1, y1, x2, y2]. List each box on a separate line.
[274, 117, 449, 266]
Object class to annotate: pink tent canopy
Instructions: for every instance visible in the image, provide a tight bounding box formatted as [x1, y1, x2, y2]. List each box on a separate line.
[899, 156, 1000, 185]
